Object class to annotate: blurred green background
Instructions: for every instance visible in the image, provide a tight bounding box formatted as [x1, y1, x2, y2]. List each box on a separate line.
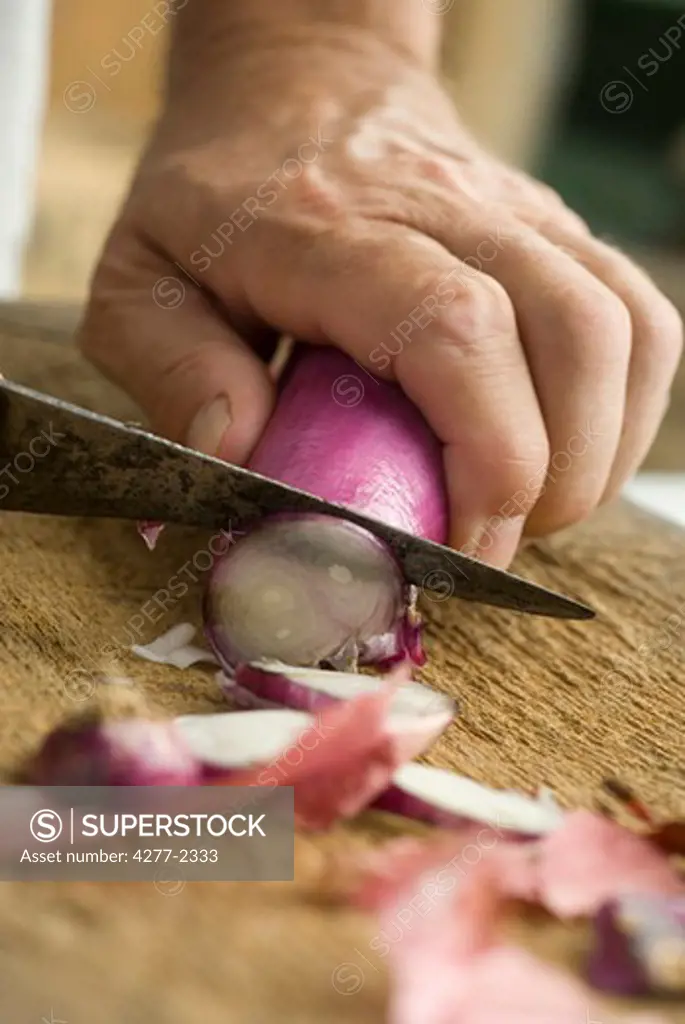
[540, 0, 685, 247]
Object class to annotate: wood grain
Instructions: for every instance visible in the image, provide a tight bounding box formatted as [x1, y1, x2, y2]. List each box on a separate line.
[0, 312, 683, 1023]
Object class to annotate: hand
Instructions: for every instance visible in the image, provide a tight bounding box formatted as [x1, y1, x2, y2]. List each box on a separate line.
[78, 26, 683, 567]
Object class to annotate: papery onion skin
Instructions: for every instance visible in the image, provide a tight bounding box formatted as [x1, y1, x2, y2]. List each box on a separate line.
[26, 718, 201, 787]
[205, 347, 447, 672]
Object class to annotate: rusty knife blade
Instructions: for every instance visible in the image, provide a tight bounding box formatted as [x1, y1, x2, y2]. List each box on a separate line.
[0, 379, 594, 620]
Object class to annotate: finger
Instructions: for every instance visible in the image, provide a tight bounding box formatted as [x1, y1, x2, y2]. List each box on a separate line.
[209, 212, 550, 567]
[514, 213, 684, 498]
[78, 233, 275, 464]
[331, 176, 638, 534]
[411, 208, 632, 536]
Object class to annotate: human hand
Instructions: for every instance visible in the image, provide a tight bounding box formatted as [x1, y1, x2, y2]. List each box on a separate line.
[78, 25, 682, 567]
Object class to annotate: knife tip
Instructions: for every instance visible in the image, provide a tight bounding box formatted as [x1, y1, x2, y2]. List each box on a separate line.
[550, 595, 596, 620]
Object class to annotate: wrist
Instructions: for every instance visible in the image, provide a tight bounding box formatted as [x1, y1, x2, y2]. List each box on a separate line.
[167, 1, 442, 94]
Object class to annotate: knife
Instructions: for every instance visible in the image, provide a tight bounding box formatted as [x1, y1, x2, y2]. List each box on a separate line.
[0, 378, 594, 620]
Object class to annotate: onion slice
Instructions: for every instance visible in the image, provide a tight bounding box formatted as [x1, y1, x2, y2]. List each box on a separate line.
[205, 689, 409, 831]
[373, 762, 564, 835]
[174, 709, 313, 771]
[233, 661, 455, 761]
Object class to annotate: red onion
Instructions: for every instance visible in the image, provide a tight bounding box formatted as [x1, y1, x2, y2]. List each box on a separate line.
[231, 661, 454, 761]
[175, 665, 454, 773]
[372, 762, 564, 835]
[205, 346, 447, 672]
[27, 717, 201, 787]
[174, 709, 313, 773]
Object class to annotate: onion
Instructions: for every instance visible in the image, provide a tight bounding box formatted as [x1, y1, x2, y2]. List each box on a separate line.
[27, 717, 201, 787]
[232, 661, 455, 761]
[205, 346, 447, 671]
[190, 690, 413, 830]
[174, 709, 313, 772]
[373, 762, 565, 835]
[176, 660, 453, 774]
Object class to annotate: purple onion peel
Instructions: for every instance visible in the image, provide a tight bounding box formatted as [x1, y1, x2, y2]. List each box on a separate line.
[137, 520, 165, 551]
[249, 347, 448, 543]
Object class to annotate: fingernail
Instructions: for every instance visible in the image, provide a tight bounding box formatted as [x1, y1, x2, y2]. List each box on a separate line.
[460, 515, 526, 569]
[186, 396, 232, 457]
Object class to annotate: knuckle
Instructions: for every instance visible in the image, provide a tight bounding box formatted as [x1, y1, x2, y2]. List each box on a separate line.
[415, 156, 458, 190]
[285, 163, 346, 220]
[558, 287, 632, 368]
[577, 289, 631, 339]
[437, 274, 516, 351]
[641, 294, 684, 371]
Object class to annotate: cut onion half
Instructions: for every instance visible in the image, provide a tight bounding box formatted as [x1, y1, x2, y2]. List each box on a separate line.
[374, 762, 565, 835]
[234, 661, 455, 761]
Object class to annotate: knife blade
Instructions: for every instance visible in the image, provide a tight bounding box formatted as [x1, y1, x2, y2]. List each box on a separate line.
[0, 378, 594, 620]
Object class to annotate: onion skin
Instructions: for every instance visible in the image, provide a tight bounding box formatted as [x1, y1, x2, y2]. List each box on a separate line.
[248, 346, 448, 542]
[26, 718, 201, 787]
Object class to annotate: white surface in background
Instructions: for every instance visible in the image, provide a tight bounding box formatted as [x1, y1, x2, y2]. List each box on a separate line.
[623, 473, 685, 529]
[0, 1, 51, 297]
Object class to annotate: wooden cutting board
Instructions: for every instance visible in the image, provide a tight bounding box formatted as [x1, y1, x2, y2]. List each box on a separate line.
[0, 307, 683, 1023]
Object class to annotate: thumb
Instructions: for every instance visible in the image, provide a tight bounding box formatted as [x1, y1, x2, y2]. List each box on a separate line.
[78, 241, 275, 464]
